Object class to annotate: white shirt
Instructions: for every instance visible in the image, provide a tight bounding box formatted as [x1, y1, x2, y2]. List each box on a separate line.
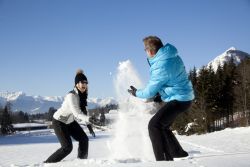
[53, 87, 89, 124]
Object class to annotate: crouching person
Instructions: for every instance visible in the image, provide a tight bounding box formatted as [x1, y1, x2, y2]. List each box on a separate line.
[45, 69, 95, 163]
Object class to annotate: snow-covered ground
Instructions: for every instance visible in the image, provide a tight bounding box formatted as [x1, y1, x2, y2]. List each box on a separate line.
[1, 60, 250, 167]
[1, 127, 250, 167]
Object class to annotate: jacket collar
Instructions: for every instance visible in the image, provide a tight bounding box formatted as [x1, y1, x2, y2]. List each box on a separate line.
[73, 87, 79, 95]
[147, 43, 178, 66]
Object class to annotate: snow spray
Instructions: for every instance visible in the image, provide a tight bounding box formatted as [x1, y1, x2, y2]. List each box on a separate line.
[110, 60, 156, 161]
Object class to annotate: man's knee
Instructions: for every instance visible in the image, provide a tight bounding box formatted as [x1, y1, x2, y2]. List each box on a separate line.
[148, 119, 159, 133]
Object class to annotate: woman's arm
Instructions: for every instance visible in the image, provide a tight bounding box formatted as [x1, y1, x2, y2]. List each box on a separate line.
[67, 93, 89, 124]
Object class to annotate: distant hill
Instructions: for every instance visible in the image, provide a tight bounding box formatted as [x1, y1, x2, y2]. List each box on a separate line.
[0, 91, 117, 114]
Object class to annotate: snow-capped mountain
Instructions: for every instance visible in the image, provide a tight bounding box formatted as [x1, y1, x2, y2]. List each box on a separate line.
[88, 97, 118, 109]
[0, 91, 117, 114]
[206, 47, 250, 71]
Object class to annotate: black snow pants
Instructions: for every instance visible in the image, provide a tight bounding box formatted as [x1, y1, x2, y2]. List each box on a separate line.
[148, 100, 192, 161]
[45, 118, 89, 163]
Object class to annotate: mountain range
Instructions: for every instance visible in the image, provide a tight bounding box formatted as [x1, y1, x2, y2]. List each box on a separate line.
[0, 91, 117, 114]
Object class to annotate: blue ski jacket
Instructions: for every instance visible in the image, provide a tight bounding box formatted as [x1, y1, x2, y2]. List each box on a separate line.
[136, 43, 194, 102]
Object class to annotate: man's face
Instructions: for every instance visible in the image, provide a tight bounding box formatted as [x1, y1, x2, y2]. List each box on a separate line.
[144, 46, 155, 58]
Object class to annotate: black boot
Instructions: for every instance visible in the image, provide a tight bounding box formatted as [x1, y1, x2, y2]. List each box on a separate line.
[77, 140, 88, 159]
[163, 130, 188, 158]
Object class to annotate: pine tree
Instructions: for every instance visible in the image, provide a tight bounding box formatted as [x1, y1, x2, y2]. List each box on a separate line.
[0, 103, 14, 135]
[195, 66, 214, 132]
[13, 111, 30, 123]
[234, 58, 250, 126]
[205, 65, 220, 131]
[180, 57, 250, 134]
[212, 58, 237, 128]
[189, 67, 198, 87]
[173, 67, 208, 135]
[223, 59, 237, 127]
[24, 113, 29, 122]
[0, 105, 3, 122]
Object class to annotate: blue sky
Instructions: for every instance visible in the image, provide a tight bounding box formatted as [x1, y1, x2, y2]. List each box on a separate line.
[0, 0, 250, 98]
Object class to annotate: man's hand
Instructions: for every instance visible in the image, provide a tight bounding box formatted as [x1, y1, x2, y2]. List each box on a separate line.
[128, 86, 137, 96]
[87, 124, 95, 137]
[153, 93, 162, 103]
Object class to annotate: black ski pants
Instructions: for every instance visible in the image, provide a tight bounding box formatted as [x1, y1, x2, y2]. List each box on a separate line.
[45, 118, 89, 163]
[148, 100, 192, 161]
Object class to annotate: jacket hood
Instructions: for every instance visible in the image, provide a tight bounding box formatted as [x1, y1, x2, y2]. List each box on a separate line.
[148, 43, 178, 66]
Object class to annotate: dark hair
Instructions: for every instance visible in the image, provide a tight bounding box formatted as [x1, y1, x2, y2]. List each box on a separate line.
[143, 36, 163, 54]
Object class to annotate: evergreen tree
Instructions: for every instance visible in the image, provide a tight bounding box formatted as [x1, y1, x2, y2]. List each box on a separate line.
[189, 67, 198, 87]
[234, 58, 250, 126]
[205, 65, 219, 131]
[175, 56, 250, 135]
[0, 105, 3, 123]
[195, 66, 213, 132]
[173, 67, 207, 135]
[221, 59, 237, 127]
[12, 111, 30, 123]
[214, 63, 226, 128]
[24, 113, 29, 122]
[0, 103, 14, 135]
[190, 67, 207, 133]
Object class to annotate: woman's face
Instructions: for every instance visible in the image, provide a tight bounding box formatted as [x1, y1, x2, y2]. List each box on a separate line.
[76, 81, 88, 93]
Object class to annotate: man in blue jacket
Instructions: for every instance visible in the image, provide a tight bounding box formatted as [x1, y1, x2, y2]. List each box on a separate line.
[128, 36, 194, 161]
